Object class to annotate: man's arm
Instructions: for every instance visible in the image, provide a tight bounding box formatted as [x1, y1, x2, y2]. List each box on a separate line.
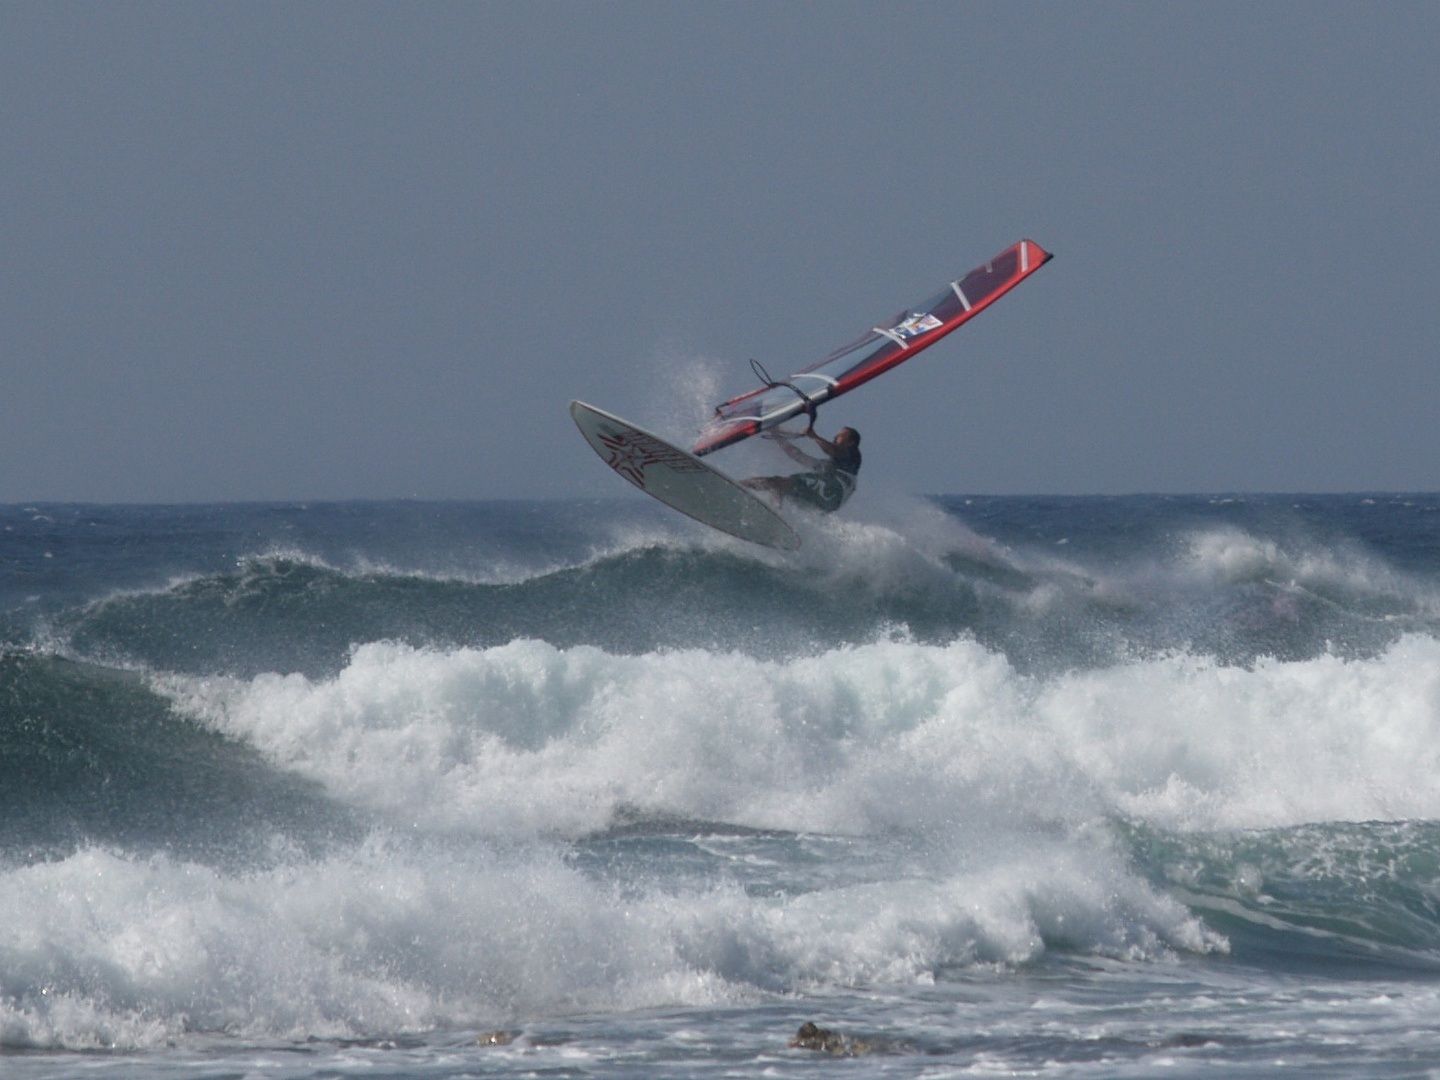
[805, 430, 843, 461]
[767, 429, 825, 467]
[777, 437, 824, 468]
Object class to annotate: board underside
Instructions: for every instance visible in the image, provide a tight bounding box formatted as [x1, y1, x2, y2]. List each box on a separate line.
[570, 401, 799, 551]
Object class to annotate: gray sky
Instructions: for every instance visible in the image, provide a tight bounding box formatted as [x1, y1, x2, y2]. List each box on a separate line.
[3, 2, 1437, 502]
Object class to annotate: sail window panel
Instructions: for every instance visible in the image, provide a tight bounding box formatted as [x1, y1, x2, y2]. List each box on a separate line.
[804, 331, 901, 386]
[751, 385, 807, 419]
[718, 384, 804, 422]
[917, 288, 967, 327]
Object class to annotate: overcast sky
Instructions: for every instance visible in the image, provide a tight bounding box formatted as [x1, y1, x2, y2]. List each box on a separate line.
[3, 2, 1437, 502]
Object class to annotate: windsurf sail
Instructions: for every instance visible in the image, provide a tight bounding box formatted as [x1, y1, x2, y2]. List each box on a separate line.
[691, 238, 1053, 456]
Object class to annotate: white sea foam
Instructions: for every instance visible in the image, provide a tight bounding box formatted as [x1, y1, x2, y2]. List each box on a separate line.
[6, 628, 1409, 1049]
[0, 828, 1216, 1050]
[159, 633, 1440, 839]
[1041, 635, 1440, 829]
[23, 536, 1440, 1050]
[1181, 525, 1440, 615]
[0, 840, 714, 1049]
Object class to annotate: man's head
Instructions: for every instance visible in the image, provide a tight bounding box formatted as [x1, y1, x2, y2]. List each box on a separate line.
[835, 427, 860, 447]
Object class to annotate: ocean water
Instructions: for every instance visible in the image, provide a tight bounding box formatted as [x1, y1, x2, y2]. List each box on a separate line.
[5, 493, 1440, 1078]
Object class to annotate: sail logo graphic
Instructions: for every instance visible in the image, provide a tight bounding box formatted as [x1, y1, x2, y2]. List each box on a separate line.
[598, 429, 704, 487]
[891, 312, 943, 339]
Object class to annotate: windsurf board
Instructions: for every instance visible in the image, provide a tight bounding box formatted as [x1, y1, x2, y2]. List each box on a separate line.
[570, 400, 799, 551]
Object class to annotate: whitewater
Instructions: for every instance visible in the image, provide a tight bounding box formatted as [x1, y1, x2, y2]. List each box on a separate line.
[5, 494, 1440, 1077]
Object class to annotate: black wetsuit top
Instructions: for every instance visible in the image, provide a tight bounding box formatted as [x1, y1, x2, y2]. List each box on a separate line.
[792, 443, 861, 513]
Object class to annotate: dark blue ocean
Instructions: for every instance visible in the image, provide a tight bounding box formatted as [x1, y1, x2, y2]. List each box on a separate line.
[5, 493, 1440, 1078]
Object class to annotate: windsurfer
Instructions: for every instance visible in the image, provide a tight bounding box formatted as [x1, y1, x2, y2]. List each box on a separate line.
[742, 426, 861, 513]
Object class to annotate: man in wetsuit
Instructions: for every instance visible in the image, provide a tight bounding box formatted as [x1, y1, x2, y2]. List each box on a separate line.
[742, 426, 861, 513]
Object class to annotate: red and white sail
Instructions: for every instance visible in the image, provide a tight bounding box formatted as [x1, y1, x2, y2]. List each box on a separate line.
[692, 239, 1053, 456]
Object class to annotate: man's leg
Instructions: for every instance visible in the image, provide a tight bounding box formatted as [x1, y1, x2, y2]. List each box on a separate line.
[742, 475, 794, 500]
